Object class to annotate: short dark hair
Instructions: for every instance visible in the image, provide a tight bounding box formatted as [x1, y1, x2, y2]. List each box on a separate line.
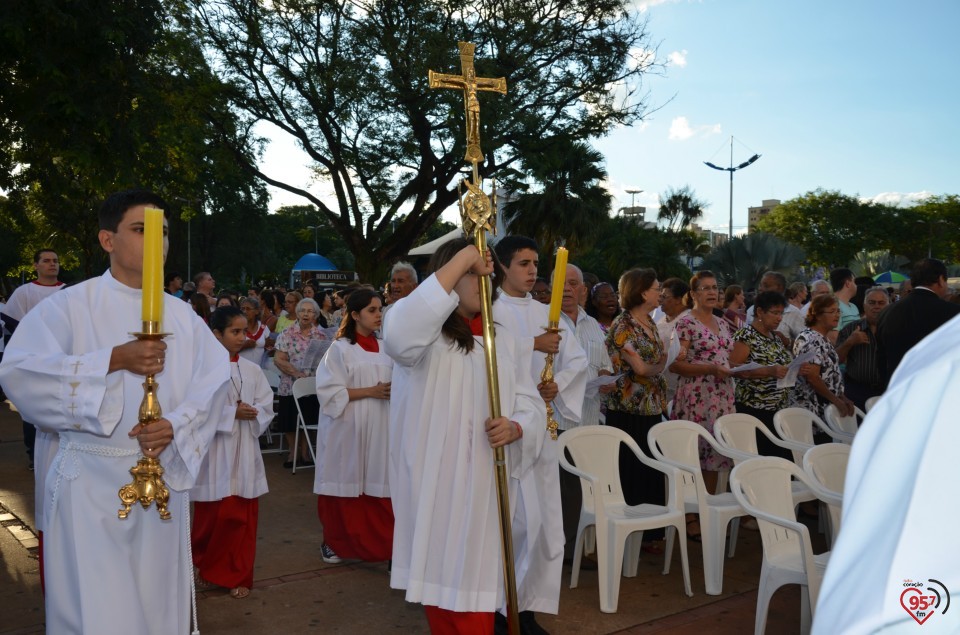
[910, 258, 947, 288]
[760, 272, 787, 293]
[753, 291, 787, 313]
[33, 248, 57, 263]
[165, 272, 181, 286]
[829, 268, 854, 293]
[618, 268, 657, 311]
[661, 277, 689, 301]
[98, 189, 168, 232]
[493, 235, 539, 267]
[210, 305, 244, 333]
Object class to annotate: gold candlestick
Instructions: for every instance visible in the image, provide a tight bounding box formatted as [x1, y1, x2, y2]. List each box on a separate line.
[540, 324, 561, 441]
[118, 320, 172, 520]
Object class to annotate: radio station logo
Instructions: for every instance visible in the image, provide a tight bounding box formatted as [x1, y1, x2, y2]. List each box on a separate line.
[900, 579, 951, 626]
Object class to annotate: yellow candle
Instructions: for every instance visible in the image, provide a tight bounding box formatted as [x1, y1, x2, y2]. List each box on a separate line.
[141, 207, 164, 325]
[546, 247, 568, 324]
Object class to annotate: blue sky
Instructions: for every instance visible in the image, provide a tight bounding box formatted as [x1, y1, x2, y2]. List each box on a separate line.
[263, 0, 960, 234]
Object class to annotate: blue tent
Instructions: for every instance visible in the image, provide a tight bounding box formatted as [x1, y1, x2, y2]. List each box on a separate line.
[290, 253, 357, 288]
[292, 253, 338, 272]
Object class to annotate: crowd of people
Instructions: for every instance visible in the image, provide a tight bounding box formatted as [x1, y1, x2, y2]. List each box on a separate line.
[2, 187, 959, 634]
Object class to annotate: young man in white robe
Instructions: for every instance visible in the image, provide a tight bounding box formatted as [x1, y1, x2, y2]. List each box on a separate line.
[812, 313, 960, 634]
[492, 236, 588, 632]
[385, 239, 545, 633]
[0, 189, 231, 635]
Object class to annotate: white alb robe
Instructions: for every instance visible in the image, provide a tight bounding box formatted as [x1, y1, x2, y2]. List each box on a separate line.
[493, 293, 588, 614]
[313, 338, 393, 498]
[192, 356, 273, 501]
[812, 313, 960, 634]
[385, 275, 546, 612]
[0, 270, 231, 635]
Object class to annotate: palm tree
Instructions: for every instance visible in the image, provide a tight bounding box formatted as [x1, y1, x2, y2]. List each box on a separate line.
[504, 139, 612, 268]
[657, 185, 708, 233]
[700, 232, 805, 290]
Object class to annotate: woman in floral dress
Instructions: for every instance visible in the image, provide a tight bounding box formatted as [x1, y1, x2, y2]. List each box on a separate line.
[605, 268, 668, 551]
[669, 270, 735, 490]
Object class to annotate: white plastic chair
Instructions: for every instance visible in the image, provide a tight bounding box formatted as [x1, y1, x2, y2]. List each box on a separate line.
[647, 420, 747, 596]
[730, 458, 830, 635]
[260, 367, 285, 454]
[802, 444, 849, 546]
[864, 395, 881, 412]
[823, 404, 865, 440]
[714, 414, 816, 507]
[558, 426, 693, 613]
[291, 376, 318, 473]
[773, 408, 852, 464]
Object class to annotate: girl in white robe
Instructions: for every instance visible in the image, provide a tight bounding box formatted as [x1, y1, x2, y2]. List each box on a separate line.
[313, 288, 394, 562]
[191, 306, 274, 599]
[384, 239, 546, 633]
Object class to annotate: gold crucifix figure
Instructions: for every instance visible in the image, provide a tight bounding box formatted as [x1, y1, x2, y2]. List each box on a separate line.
[429, 41, 507, 165]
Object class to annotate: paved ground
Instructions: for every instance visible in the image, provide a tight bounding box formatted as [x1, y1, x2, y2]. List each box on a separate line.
[0, 401, 814, 634]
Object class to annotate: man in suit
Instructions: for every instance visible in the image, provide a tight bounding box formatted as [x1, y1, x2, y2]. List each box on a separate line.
[876, 258, 960, 384]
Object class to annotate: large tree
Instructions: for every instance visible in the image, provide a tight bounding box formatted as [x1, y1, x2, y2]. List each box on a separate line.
[700, 232, 805, 290]
[657, 185, 708, 233]
[0, 0, 267, 278]
[181, 0, 661, 280]
[754, 189, 891, 268]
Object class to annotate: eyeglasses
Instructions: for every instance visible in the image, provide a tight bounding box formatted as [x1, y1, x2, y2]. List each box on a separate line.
[696, 285, 719, 292]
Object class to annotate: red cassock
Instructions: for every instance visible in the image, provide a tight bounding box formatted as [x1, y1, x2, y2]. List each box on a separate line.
[192, 496, 259, 588]
[316, 494, 394, 561]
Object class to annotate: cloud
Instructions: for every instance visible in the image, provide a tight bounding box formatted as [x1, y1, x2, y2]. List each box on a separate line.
[630, 0, 681, 12]
[667, 50, 688, 68]
[861, 191, 935, 208]
[668, 116, 721, 140]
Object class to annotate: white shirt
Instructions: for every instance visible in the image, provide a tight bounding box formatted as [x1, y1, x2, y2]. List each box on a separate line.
[0, 270, 231, 635]
[558, 307, 612, 427]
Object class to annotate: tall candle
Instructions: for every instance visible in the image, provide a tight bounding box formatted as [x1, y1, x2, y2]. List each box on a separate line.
[546, 247, 568, 324]
[141, 207, 164, 324]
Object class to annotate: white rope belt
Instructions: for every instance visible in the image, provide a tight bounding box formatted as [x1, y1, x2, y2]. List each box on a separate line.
[49, 441, 140, 512]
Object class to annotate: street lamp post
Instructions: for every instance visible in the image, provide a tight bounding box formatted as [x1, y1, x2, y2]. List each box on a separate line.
[704, 136, 761, 239]
[306, 225, 320, 254]
[624, 188, 643, 219]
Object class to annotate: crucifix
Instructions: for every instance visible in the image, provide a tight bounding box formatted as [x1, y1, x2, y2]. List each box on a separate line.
[429, 41, 507, 167]
[429, 41, 518, 635]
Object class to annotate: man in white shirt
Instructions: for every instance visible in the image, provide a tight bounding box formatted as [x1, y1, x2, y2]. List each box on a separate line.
[492, 236, 587, 633]
[556, 263, 613, 562]
[1, 248, 66, 470]
[0, 189, 231, 635]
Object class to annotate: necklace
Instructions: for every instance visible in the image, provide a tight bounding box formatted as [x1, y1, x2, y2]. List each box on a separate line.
[229, 357, 243, 405]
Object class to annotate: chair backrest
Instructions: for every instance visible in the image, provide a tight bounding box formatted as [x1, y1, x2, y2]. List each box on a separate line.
[714, 413, 765, 456]
[774, 407, 829, 445]
[292, 375, 317, 400]
[802, 444, 850, 495]
[648, 420, 728, 507]
[558, 426, 628, 511]
[824, 404, 865, 436]
[864, 395, 880, 412]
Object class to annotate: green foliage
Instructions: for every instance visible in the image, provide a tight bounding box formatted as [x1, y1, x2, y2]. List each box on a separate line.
[700, 233, 806, 290]
[575, 217, 690, 284]
[180, 0, 661, 280]
[657, 185, 708, 233]
[504, 140, 612, 261]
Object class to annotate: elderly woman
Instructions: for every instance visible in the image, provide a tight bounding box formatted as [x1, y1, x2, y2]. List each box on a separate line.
[790, 294, 855, 421]
[728, 291, 795, 460]
[273, 297, 329, 468]
[604, 268, 668, 551]
[587, 281, 620, 333]
[670, 270, 735, 526]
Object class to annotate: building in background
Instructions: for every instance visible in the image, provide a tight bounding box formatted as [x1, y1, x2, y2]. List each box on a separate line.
[748, 199, 781, 232]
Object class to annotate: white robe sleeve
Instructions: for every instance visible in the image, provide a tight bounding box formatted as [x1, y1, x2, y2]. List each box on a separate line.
[550, 323, 589, 423]
[316, 340, 351, 418]
[247, 359, 275, 437]
[384, 275, 458, 366]
[502, 332, 548, 480]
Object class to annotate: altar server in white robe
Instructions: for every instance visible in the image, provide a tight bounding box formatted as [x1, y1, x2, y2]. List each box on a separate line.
[385, 238, 546, 634]
[313, 288, 394, 563]
[492, 236, 588, 626]
[191, 305, 273, 599]
[813, 314, 960, 634]
[0, 189, 231, 635]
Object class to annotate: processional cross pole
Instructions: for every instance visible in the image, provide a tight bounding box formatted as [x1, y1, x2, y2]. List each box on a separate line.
[429, 41, 519, 635]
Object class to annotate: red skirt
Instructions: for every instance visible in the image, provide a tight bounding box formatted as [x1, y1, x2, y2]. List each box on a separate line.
[316, 494, 394, 562]
[423, 606, 494, 634]
[192, 496, 259, 588]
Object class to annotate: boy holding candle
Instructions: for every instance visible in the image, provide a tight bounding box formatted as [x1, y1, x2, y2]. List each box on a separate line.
[0, 189, 232, 635]
[492, 235, 588, 632]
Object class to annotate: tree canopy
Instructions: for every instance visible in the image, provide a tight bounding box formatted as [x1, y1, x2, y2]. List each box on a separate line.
[700, 232, 805, 290]
[180, 0, 661, 280]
